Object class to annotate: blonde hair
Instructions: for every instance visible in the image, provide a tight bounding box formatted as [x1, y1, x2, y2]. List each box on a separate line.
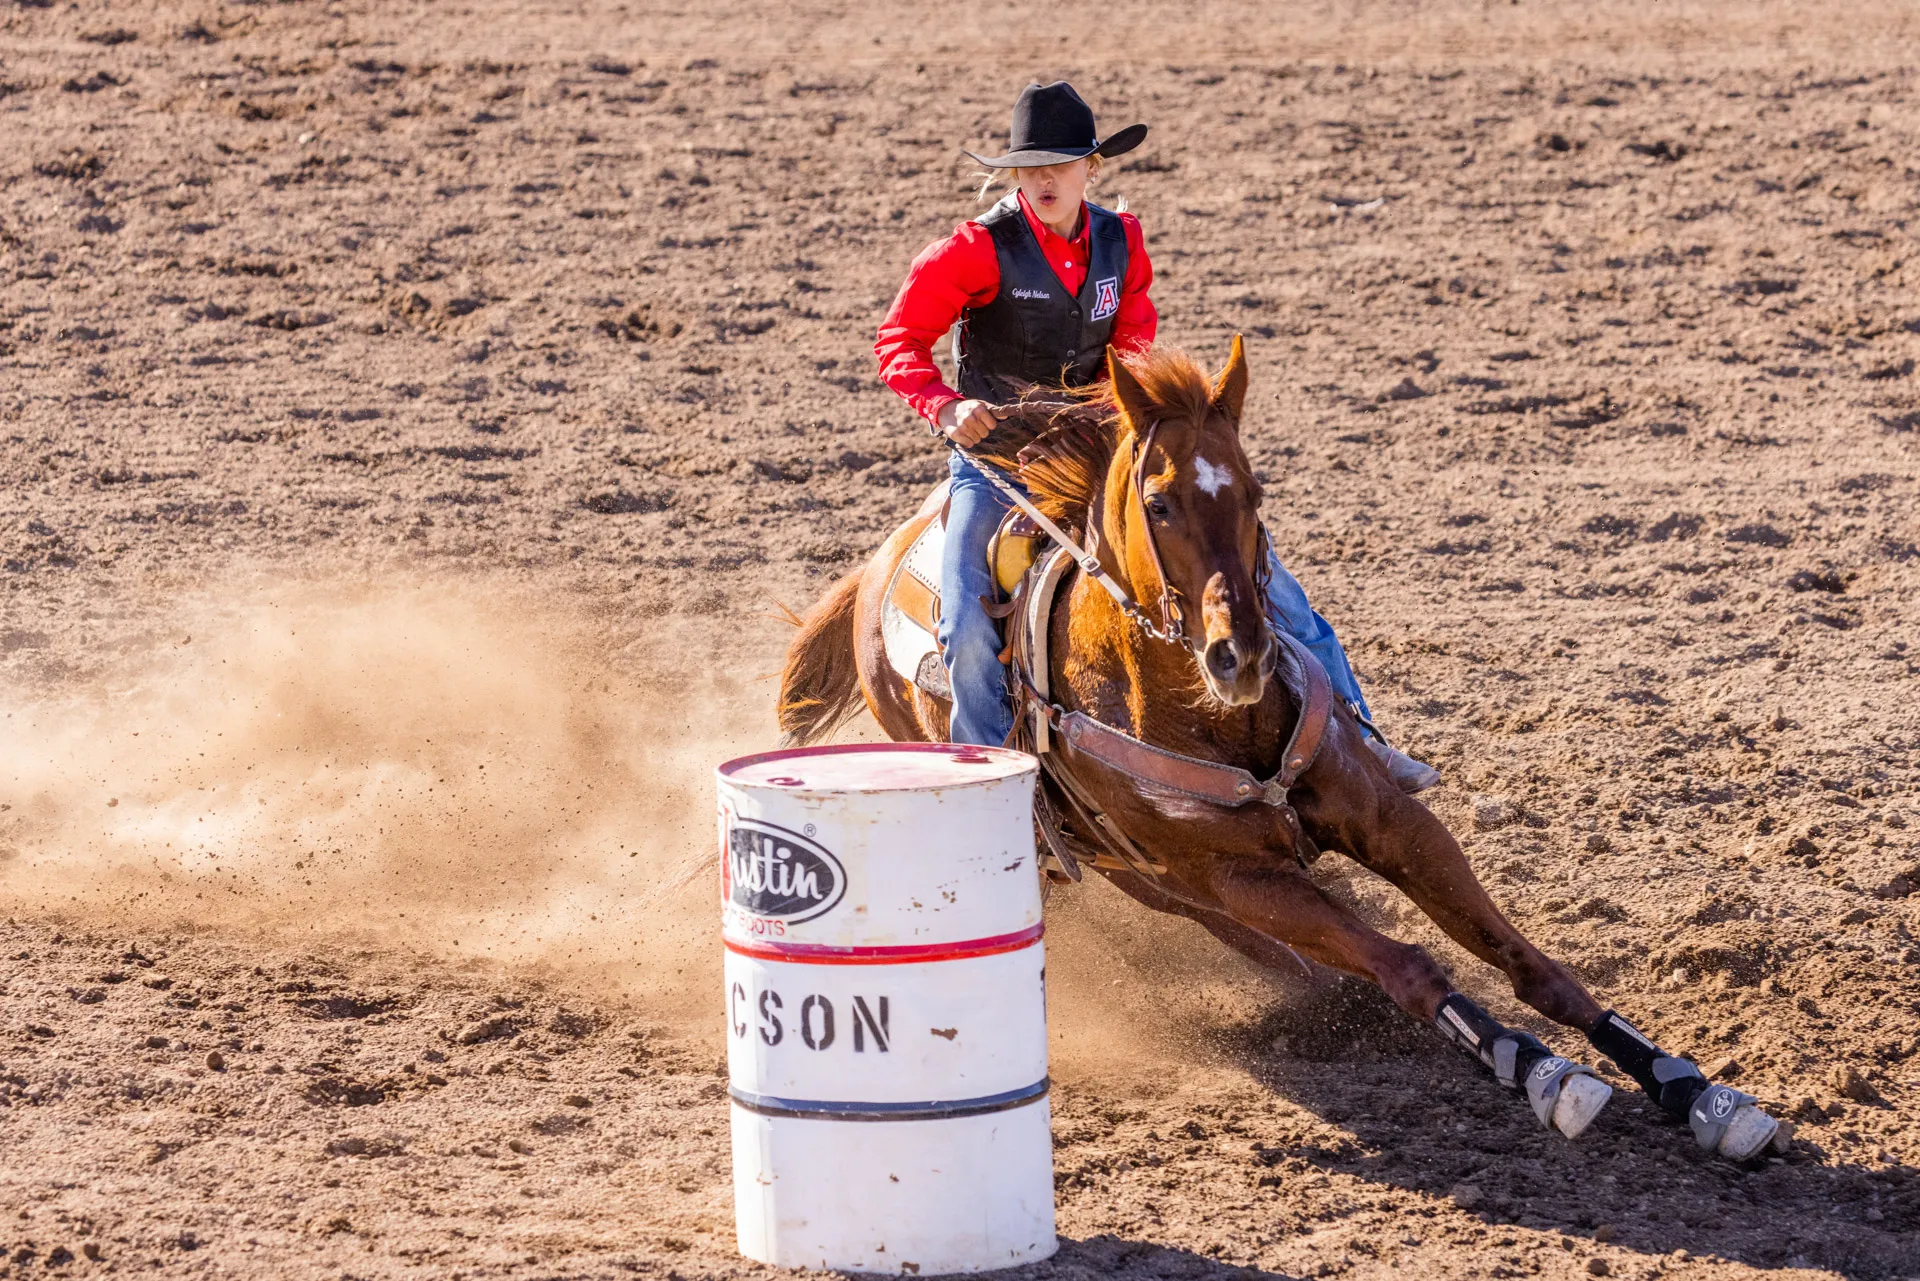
[974, 153, 1107, 204]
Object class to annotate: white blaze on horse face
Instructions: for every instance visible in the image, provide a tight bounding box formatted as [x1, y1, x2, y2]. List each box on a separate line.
[1193, 455, 1233, 499]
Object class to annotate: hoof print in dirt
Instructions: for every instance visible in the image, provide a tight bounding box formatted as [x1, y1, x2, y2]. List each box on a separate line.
[583, 489, 671, 515]
[547, 1009, 608, 1038]
[291, 992, 400, 1021]
[531, 1111, 588, 1136]
[1785, 569, 1848, 594]
[303, 1075, 392, 1107]
[1725, 522, 1791, 548]
[597, 305, 681, 342]
[326, 1134, 407, 1158]
[248, 309, 333, 331]
[454, 1014, 521, 1045]
[1471, 794, 1516, 830]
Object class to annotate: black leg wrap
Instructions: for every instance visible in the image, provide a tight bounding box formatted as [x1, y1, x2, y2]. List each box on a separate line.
[1435, 993, 1549, 1088]
[1587, 1009, 1706, 1121]
[1435, 992, 1503, 1069]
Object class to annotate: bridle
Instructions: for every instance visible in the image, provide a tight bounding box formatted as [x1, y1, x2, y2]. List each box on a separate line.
[1129, 419, 1187, 645]
[975, 423, 1324, 951]
[958, 419, 1272, 654]
[957, 417, 1328, 941]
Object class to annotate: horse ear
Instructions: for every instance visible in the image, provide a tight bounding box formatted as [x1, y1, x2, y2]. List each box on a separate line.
[1211, 333, 1249, 424]
[1106, 346, 1157, 433]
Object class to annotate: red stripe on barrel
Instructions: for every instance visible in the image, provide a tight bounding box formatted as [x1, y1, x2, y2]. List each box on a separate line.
[723, 921, 1044, 966]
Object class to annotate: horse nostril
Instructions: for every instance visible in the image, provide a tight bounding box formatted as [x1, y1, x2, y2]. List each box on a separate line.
[1206, 640, 1240, 681]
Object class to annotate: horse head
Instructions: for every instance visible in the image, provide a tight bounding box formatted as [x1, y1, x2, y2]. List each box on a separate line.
[1102, 337, 1273, 707]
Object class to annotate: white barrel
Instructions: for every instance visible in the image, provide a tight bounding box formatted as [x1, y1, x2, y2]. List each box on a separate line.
[716, 743, 1055, 1275]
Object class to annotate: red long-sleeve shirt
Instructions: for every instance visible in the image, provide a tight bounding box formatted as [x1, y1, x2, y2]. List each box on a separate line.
[875, 191, 1157, 427]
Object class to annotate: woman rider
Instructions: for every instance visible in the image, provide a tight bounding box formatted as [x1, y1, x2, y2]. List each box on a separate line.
[874, 82, 1437, 792]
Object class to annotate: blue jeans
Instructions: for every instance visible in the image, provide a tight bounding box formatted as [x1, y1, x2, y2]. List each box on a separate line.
[939, 450, 1372, 745]
[1261, 553, 1371, 722]
[940, 451, 1019, 746]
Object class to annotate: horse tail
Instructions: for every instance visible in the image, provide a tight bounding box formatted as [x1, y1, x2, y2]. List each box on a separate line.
[777, 570, 865, 746]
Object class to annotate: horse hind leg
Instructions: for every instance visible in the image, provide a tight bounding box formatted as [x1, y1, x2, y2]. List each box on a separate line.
[1207, 865, 1609, 1142]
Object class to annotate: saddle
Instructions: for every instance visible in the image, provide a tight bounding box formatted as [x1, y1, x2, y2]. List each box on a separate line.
[879, 488, 1044, 702]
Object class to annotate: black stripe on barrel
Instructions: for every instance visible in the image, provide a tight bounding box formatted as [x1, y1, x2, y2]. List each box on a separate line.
[728, 1077, 1050, 1123]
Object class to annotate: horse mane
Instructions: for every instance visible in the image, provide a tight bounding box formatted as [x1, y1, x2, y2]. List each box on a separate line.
[973, 347, 1215, 535]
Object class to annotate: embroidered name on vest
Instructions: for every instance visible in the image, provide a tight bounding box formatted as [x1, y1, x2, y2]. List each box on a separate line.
[1090, 276, 1120, 321]
[1010, 287, 1051, 301]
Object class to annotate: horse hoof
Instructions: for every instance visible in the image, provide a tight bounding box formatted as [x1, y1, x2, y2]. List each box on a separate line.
[1550, 1073, 1612, 1140]
[1715, 1103, 1779, 1162]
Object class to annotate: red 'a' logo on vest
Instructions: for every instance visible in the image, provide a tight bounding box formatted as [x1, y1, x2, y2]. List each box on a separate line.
[1090, 276, 1120, 322]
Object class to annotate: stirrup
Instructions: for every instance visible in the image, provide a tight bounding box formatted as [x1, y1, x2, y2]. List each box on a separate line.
[1348, 701, 1388, 744]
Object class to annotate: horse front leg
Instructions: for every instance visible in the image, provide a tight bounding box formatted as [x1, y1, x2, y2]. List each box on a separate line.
[1581, 1008, 1781, 1161]
[1303, 739, 1779, 1159]
[1318, 777, 1604, 1031]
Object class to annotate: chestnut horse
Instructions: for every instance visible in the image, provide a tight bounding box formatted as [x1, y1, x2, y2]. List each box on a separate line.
[776, 339, 1777, 1161]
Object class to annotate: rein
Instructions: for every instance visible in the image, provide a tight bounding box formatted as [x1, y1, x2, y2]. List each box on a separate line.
[955, 440, 1186, 645]
[954, 429, 1183, 648]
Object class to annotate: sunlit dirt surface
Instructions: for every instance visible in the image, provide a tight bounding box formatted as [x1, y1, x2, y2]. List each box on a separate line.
[2, 1, 1918, 1277]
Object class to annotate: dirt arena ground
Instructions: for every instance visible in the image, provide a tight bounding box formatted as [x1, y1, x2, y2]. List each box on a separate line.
[3, 1, 1919, 1277]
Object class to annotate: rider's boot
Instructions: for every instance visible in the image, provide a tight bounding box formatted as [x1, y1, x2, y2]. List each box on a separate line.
[1263, 548, 1440, 794]
[1352, 703, 1441, 793]
[1369, 738, 1442, 793]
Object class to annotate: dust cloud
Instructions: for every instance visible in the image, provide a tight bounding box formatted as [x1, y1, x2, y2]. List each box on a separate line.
[1041, 875, 1320, 1083]
[0, 580, 764, 1004]
[0, 576, 1280, 1062]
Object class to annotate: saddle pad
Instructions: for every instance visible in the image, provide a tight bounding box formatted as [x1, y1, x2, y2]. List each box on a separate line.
[881, 512, 945, 694]
[895, 515, 942, 631]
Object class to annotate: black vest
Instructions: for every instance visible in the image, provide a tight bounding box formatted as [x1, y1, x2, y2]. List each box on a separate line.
[954, 194, 1130, 402]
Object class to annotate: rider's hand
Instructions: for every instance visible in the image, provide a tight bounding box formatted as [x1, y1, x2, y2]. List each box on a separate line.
[937, 398, 1006, 448]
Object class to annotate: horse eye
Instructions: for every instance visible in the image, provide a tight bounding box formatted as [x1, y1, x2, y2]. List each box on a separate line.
[1144, 494, 1171, 520]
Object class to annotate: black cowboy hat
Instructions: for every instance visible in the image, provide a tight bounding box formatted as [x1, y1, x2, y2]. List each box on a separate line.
[962, 81, 1148, 169]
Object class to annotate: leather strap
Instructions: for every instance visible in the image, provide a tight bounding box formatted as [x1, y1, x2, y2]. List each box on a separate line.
[1058, 711, 1264, 805]
[1040, 745, 1170, 879]
[1131, 420, 1187, 642]
[954, 445, 1136, 618]
[1049, 630, 1334, 810]
[1023, 546, 1075, 754]
[1039, 694, 1306, 962]
[1030, 779, 1084, 883]
[1273, 631, 1334, 785]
